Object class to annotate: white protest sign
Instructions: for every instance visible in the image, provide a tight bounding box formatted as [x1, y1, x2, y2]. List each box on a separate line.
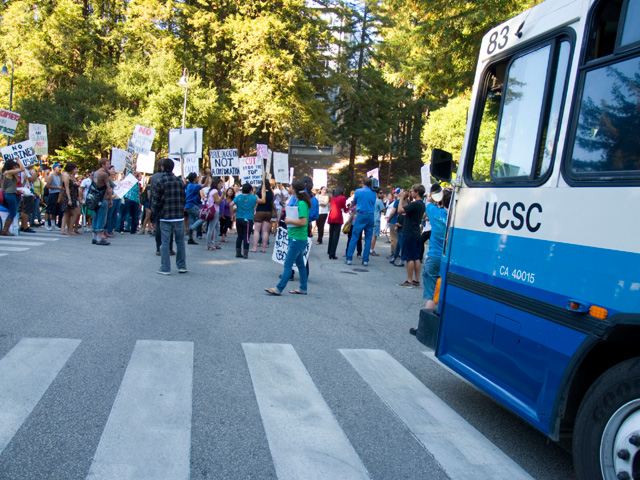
[271, 226, 312, 272]
[273, 152, 289, 184]
[1, 140, 37, 167]
[367, 167, 379, 180]
[130, 124, 156, 155]
[169, 128, 203, 157]
[239, 156, 262, 187]
[136, 150, 155, 174]
[111, 148, 131, 173]
[256, 144, 268, 160]
[0, 109, 20, 137]
[266, 148, 273, 177]
[169, 153, 199, 177]
[172, 159, 181, 176]
[210, 149, 239, 176]
[29, 124, 48, 155]
[312, 169, 328, 189]
[114, 172, 139, 199]
[421, 163, 431, 190]
[289, 167, 294, 184]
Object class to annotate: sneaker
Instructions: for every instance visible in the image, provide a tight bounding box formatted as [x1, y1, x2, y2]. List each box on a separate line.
[390, 258, 396, 264]
[156, 269, 170, 275]
[362, 261, 368, 266]
[370, 251, 379, 256]
[45, 225, 52, 231]
[412, 281, 420, 287]
[397, 281, 414, 288]
[178, 268, 188, 274]
[52, 226, 61, 231]
[345, 259, 352, 265]
[156, 251, 161, 256]
[188, 239, 198, 245]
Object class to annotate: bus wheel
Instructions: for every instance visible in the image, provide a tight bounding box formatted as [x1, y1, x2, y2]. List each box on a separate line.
[573, 357, 640, 480]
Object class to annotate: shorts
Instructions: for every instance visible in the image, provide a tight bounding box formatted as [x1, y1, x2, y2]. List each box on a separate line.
[81, 206, 94, 216]
[253, 211, 271, 223]
[401, 235, 422, 261]
[373, 220, 381, 237]
[46, 193, 60, 214]
[423, 256, 442, 300]
[18, 195, 35, 215]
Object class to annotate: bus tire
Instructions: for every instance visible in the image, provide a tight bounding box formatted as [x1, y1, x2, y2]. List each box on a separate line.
[573, 356, 640, 480]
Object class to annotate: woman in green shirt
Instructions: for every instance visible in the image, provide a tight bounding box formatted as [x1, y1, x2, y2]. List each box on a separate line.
[265, 179, 310, 295]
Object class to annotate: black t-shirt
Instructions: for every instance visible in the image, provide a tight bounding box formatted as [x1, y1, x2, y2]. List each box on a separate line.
[402, 200, 426, 237]
[256, 190, 274, 213]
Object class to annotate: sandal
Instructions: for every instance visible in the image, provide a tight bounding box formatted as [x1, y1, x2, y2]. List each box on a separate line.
[260, 248, 266, 253]
[289, 290, 307, 295]
[205, 247, 215, 251]
[265, 288, 281, 296]
[249, 249, 257, 253]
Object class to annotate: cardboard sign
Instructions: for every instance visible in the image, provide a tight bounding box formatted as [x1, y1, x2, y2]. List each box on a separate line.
[136, 150, 156, 174]
[210, 149, 239, 176]
[168, 153, 199, 177]
[29, 124, 48, 155]
[0, 109, 20, 137]
[169, 128, 203, 157]
[271, 226, 312, 272]
[1, 140, 37, 167]
[130, 124, 156, 155]
[312, 169, 328, 189]
[256, 144, 268, 160]
[239, 156, 262, 187]
[421, 163, 431, 190]
[114, 172, 139, 199]
[111, 147, 132, 173]
[273, 152, 289, 184]
[367, 167, 379, 180]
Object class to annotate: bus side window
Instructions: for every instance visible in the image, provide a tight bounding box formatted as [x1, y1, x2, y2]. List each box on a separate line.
[467, 38, 571, 185]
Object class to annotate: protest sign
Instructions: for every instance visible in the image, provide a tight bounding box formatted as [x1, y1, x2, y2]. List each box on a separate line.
[111, 148, 132, 173]
[256, 144, 268, 160]
[239, 156, 262, 187]
[114, 172, 139, 199]
[0, 109, 20, 137]
[130, 124, 156, 155]
[29, 124, 48, 155]
[312, 169, 328, 189]
[271, 226, 312, 272]
[210, 149, 239, 176]
[266, 148, 273, 178]
[367, 167, 379, 180]
[1, 140, 37, 167]
[421, 163, 431, 190]
[136, 150, 155, 174]
[290, 167, 294, 184]
[273, 152, 289, 184]
[169, 128, 203, 158]
[169, 153, 199, 177]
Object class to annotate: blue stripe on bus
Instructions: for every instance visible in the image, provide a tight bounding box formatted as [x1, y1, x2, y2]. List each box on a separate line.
[446, 228, 640, 314]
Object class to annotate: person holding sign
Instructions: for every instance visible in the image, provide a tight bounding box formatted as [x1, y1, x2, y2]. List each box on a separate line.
[265, 179, 310, 296]
[0, 159, 25, 236]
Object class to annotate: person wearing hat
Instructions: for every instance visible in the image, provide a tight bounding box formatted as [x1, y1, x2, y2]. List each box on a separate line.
[44, 163, 63, 230]
[423, 184, 452, 308]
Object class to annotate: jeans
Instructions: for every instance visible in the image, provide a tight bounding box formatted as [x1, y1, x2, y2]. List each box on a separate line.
[276, 238, 308, 293]
[236, 218, 253, 251]
[92, 199, 109, 233]
[3, 193, 19, 219]
[106, 198, 122, 234]
[392, 232, 404, 260]
[423, 256, 442, 300]
[31, 196, 41, 224]
[186, 205, 203, 232]
[347, 213, 373, 262]
[206, 209, 220, 248]
[119, 199, 140, 233]
[159, 220, 186, 273]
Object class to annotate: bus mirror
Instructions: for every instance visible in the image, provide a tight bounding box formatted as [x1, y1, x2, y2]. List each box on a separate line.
[431, 149, 453, 182]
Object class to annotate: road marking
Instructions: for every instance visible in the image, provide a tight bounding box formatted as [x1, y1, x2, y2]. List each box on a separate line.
[0, 338, 81, 455]
[243, 343, 370, 480]
[18, 236, 60, 241]
[0, 246, 29, 252]
[0, 240, 45, 247]
[87, 340, 194, 480]
[340, 349, 534, 480]
[0, 254, 6, 257]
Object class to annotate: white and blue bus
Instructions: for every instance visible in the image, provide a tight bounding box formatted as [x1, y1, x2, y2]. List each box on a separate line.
[412, 0, 640, 477]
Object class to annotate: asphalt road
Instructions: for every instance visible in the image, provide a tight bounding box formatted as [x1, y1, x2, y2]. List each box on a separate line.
[0, 227, 575, 479]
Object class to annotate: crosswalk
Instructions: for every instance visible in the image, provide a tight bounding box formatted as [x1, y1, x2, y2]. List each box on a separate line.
[0, 338, 535, 480]
[0, 229, 64, 257]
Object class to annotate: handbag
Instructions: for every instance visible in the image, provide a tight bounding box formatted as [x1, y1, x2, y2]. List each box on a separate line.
[198, 203, 216, 222]
[342, 216, 353, 234]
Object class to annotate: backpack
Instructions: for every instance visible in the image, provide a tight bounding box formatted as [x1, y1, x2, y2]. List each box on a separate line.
[85, 181, 104, 211]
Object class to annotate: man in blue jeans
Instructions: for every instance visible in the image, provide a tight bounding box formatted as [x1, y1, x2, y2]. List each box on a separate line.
[151, 158, 187, 275]
[345, 176, 377, 266]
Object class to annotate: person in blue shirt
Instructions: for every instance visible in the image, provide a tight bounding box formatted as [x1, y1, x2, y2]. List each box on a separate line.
[423, 185, 451, 309]
[184, 172, 204, 244]
[345, 176, 377, 266]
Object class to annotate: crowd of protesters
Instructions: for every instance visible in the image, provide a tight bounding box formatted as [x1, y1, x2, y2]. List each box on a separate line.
[1, 156, 451, 305]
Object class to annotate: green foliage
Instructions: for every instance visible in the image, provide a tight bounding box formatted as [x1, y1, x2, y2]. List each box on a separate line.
[422, 93, 470, 167]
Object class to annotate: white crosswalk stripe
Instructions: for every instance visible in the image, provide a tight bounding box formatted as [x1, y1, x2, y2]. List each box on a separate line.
[0, 240, 45, 247]
[340, 349, 534, 480]
[0, 339, 536, 480]
[87, 340, 194, 480]
[0, 246, 29, 252]
[243, 343, 371, 480]
[0, 338, 80, 455]
[0, 231, 62, 257]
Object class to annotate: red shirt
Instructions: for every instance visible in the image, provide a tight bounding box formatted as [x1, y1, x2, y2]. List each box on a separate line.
[328, 195, 348, 224]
